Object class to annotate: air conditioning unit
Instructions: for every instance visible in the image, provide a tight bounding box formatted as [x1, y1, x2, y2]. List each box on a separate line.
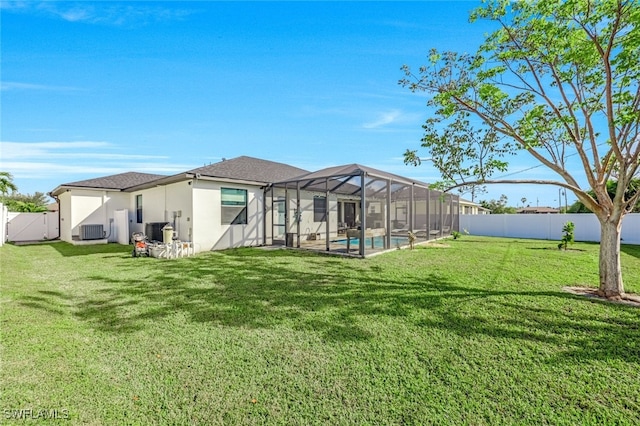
[79, 224, 104, 240]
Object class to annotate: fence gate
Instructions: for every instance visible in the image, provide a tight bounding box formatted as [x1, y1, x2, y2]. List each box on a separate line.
[7, 212, 60, 242]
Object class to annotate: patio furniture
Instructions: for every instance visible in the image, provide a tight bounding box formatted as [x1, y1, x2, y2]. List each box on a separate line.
[391, 224, 410, 236]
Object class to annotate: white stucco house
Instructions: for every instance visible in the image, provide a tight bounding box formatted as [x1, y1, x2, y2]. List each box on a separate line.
[50, 156, 308, 252]
[459, 198, 491, 215]
[50, 156, 459, 256]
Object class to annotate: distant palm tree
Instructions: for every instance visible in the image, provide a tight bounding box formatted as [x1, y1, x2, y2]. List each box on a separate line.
[0, 171, 18, 195]
[521, 197, 527, 208]
[13, 201, 47, 213]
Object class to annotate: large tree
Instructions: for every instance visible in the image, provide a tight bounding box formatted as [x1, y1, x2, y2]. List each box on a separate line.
[401, 0, 640, 299]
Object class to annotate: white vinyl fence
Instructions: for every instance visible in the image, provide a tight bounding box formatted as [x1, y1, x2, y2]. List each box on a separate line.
[460, 213, 640, 245]
[7, 211, 60, 243]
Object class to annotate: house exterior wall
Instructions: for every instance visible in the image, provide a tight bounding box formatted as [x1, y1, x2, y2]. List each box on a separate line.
[459, 201, 489, 215]
[292, 190, 338, 240]
[166, 180, 194, 243]
[70, 190, 105, 238]
[130, 186, 166, 234]
[265, 188, 345, 243]
[58, 178, 265, 252]
[192, 180, 264, 252]
[58, 189, 129, 243]
[129, 181, 194, 242]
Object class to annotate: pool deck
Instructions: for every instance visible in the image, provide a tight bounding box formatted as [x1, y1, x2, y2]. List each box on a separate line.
[275, 235, 443, 258]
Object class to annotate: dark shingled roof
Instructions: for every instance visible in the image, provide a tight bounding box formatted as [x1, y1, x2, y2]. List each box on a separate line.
[50, 156, 311, 196]
[59, 172, 167, 191]
[188, 156, 309, 184]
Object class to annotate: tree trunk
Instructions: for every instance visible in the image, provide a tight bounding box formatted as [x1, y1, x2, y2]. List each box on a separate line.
[598, 217, 625, 299]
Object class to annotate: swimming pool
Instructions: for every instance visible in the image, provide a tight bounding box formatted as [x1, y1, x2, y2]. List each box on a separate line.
[331, 235, 410, 249]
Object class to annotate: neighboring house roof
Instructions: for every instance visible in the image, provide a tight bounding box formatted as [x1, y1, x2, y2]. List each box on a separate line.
[50, 172, 167, 196]
[517, 206, 560, 214]
[459, 198, 480, 206]
[187, 156, 309, 185]
[459, 198, 491, 211]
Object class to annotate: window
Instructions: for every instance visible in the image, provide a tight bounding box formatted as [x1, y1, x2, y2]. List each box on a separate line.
[313, 196, 326, 222]
[221, 188, 247, 225]
[135, 195, 143, 223]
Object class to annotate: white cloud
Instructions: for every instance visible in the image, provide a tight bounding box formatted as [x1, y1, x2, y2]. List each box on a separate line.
[362, 109, 423, 130]
[3, 2, 197, 26]
[0, 141, 174, 162]
[1, 141, 112, 159]
[362, 110, 403, 129]
[0, 141, 194, 181]
[0, 81, 82, 92]
[3, 161, 194, 180]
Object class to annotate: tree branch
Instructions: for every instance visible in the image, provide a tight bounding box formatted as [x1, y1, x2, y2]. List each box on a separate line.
[442, 178, 601, 213]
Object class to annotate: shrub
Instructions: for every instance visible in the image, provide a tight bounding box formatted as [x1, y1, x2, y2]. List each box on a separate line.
[558, 221, 575, 250]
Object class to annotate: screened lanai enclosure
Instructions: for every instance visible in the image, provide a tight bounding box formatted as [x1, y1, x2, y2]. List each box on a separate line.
[264, 164, 459, 257]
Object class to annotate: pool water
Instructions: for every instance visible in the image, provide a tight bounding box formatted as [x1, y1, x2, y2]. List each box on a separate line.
[332, 236, 410, 249]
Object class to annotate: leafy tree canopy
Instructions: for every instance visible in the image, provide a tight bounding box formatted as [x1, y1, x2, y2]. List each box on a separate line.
[568, 179, 640, 213]
[1, 192, 51, 213]
[479, 194, 517, 214]
[400, 0, 640, 298]
[401, 0, 640, 216]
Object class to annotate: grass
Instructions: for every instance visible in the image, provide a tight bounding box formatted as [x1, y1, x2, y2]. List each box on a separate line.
[1, 237, 639, 425]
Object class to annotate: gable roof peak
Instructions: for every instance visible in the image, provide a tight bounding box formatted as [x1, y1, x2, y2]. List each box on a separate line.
[187, 155, 309, 184]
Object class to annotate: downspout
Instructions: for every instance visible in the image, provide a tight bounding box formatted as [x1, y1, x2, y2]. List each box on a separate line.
[51, 193, 61, 241]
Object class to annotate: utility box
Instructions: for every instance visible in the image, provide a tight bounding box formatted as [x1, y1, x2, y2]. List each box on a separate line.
[145, 222, 169, 242]
[79, 224, 104, 240]
[162, 225, 174, 244]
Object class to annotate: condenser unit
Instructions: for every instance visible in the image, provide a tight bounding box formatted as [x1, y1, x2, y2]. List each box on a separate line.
[79, 224, 104, 240]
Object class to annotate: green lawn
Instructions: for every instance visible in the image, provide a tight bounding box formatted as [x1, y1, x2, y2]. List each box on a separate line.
[1, 237, 639, 424]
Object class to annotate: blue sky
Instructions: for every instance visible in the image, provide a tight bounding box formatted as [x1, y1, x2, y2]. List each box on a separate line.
[1, 1, 575, 208]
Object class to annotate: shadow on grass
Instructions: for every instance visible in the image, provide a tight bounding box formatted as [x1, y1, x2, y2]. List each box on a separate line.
[528, 247, 588, 252]
[49, 242, 132, 257]
[621, 244, 640, 260]
[23, 246, 640, 362]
